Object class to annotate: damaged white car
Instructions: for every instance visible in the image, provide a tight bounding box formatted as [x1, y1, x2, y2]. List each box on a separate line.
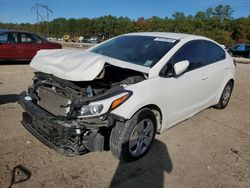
[19, 32, 235, 161]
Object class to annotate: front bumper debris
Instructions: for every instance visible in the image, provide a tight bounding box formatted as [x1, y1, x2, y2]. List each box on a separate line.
[18, 91, 105, 156]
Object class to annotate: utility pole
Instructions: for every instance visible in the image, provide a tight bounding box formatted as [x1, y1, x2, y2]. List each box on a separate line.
[31, 3, 53, 36]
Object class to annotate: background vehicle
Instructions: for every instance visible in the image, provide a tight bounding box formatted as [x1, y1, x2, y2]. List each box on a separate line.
[87, 37, 99, 44]
[19, 33, 235, 162]
[63, 34, 79, 42]
[0, 29, 62, 61]
[227, 44, 250, 58]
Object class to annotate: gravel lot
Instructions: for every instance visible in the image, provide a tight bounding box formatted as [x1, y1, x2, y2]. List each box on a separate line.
[0, 62, 250, 188]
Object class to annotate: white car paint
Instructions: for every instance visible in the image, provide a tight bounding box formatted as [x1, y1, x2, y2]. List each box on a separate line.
[109, 33, 235, 132]
[31, 32, 235, 133]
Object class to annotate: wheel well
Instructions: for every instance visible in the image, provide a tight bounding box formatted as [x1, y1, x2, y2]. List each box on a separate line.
[229, 79, 234, 86]
[143, 104, 162, 133]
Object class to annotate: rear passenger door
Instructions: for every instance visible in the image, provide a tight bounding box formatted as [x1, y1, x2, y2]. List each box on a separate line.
[202, 40, 227, 103]
[18, 32, 42, 59]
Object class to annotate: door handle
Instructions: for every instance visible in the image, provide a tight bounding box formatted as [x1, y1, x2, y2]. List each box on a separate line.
[201, 76, 208, 80]
[225, 67, 230, 70]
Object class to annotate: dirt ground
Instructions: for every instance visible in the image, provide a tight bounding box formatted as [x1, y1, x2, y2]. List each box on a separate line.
[0, 62, 250, 188]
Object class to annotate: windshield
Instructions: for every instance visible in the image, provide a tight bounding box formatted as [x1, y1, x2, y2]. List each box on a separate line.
[90, 35, 177, 67]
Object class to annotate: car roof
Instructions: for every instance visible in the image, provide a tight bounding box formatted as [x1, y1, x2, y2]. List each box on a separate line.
[124, 32, 196, 40]
[0, 28, 37, 35]
[0, 29, 47, 39]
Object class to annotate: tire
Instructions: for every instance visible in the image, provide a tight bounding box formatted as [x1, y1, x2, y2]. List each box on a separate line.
[214, 81, 233, 109]
[110, 108, 156, 162]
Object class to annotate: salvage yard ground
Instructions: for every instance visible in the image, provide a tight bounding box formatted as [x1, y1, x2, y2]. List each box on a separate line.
[0, 62, 250, 188]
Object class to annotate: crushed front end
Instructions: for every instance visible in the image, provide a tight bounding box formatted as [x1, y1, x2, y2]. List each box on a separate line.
[19, 92, 105, 156]
[18, 67, 145, 156]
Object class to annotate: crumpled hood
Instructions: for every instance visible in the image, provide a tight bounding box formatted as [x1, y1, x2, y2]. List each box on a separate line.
[30, 49, 150, 81]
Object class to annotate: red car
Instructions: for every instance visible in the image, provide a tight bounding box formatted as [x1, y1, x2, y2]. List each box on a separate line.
[0, 29, 62, 61]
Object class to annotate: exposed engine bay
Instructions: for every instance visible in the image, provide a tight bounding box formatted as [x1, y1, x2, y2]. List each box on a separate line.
[29, 64, 146, 118]
[19, 64, 146, 156]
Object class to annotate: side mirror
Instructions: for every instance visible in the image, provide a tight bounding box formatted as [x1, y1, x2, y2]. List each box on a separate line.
[174, 60, 189, 76]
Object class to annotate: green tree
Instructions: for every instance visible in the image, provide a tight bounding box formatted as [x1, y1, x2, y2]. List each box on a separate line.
[0, 4, 249, 45]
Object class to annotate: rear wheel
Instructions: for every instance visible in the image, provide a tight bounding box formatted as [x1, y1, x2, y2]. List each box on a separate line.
[214, 81, 233, 109]
[110, 108, 156, 162]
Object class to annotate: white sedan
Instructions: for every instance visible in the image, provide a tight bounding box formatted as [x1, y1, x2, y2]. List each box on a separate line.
[19, 32, 235, 161]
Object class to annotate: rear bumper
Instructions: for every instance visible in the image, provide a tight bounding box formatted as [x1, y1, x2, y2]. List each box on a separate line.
[18, 91, 105, 156]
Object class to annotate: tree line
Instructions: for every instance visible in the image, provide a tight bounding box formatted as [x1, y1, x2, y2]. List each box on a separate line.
[0, 4, 249, 46]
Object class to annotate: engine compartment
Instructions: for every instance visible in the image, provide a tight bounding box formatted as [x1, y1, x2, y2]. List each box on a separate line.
[28, 64, 146, 118]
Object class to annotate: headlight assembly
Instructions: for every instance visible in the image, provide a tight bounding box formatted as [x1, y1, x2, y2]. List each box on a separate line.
[79, 104, 104, 116]
[77, 91, 132, 118]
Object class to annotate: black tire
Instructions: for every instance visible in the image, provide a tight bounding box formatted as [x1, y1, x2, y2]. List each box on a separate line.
[110, 108, 156, 162]
[214, 81, 233, 109]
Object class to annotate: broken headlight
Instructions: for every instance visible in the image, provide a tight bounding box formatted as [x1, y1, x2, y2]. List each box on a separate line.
[79, 104, 104, 116]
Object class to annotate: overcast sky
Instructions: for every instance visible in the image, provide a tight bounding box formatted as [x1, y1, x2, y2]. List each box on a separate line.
[0, 0, 250, 23]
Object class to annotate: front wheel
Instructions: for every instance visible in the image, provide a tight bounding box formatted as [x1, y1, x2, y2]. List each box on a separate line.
[110, 108, 156, 162]
[214, 81, 233, 109]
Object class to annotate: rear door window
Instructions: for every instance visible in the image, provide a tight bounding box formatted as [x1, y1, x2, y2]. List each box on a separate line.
[21, 33, 33, 43]
[9, 33, 18, 43]
[20, 33, 42, 44]
[203, 41, 225, 65]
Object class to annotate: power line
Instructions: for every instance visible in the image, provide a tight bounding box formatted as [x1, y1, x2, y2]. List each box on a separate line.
[31, 3, 53, 35]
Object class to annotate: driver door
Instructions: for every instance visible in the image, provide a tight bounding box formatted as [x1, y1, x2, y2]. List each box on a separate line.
[0, 32, 19, 59]
[160, 40, 209, 129]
